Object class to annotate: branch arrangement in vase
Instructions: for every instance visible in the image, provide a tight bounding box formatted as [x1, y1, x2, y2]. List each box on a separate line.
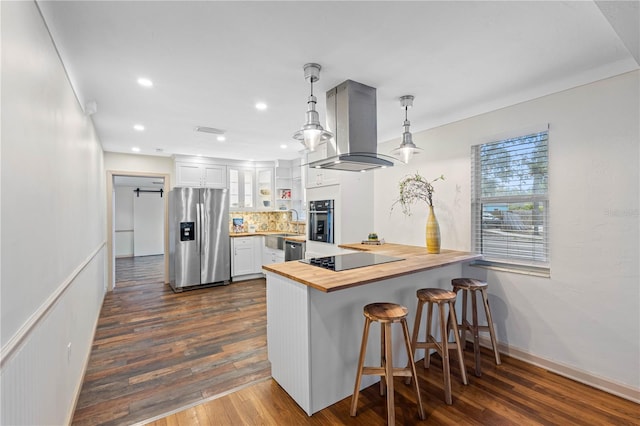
[391, 173, 445, 215]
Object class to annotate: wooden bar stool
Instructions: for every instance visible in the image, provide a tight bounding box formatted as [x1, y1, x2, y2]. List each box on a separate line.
[451, 278, 501, 376]
[350, 302, 425, 425]
[406, 288, 468, 405]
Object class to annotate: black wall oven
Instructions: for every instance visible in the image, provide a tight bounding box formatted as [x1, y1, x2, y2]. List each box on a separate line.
[308, 199, 334, 243]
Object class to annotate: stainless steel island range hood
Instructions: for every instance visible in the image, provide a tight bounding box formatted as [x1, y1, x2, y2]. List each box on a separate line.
[308, 80, 395, 172]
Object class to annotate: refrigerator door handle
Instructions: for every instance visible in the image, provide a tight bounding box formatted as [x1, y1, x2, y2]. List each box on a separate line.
[196, 202, 201, 254]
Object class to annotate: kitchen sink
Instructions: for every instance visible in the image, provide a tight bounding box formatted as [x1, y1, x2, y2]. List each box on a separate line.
[265, 233, 299, 250]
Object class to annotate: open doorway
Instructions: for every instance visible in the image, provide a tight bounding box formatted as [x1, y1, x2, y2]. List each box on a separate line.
[106, 171, 171, 291]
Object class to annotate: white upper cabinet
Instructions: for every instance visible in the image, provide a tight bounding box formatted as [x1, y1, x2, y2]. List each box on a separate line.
[175, 162, 202, 186]
[175, 158, 227, 188]
[228, 167, 255, 210]
[174, 156, 306, 211]
[274, 161, 292, 211]
[202, 165, 227, 187]
[256, 167, 274, 210]
[275, 159, 304, 213]
[229, 166, 274, 211]
[305, 144, 338, 188]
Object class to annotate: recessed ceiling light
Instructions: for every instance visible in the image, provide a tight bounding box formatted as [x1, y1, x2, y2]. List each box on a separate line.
[131, 147, 141, 152]
[137, 77, 153, 87]
[217, 135, 226, 142]
[255, 102, 267, 110]
[133, 124, 145, 131]
[280, 144, 287, 149]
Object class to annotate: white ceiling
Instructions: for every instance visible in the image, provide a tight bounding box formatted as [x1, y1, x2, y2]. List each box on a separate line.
[37, 1, 639, 162]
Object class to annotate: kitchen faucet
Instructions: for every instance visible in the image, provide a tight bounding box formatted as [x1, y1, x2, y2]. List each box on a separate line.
[289, 208, 299, 222]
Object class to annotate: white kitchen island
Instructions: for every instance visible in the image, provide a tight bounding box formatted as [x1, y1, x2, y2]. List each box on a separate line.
[262, 243, 481, 415]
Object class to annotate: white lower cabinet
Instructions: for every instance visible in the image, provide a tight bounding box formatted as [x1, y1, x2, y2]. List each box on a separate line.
[231, 236, 286, 281]
[231, 236, 263, 281]
[263, 245, 285, 266]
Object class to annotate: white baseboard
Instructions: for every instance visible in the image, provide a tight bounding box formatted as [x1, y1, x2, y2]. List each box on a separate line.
[232, 273, 264, 282]
[65, 298, 106, 425]
[474, 335, 640, 404]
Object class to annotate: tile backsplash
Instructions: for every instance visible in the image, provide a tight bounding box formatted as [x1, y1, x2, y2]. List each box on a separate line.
[229, 211, 306, 234]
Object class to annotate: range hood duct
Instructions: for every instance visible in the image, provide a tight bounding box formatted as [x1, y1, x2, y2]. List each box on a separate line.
[308, 80, 394, 172]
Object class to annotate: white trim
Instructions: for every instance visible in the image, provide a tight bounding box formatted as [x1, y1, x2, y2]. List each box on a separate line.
[106, 170, 171, 292]
[65, 304, 104, 426]
[470, 261, 551, 278]
[475, 335, 640, 404]
[0, 241, 106, 368]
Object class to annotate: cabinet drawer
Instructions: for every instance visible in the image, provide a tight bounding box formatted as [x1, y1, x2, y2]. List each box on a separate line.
[233, 237, 257, 248]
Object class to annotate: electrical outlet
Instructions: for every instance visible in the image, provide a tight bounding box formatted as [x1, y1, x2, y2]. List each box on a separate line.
[67, 342, 72, 363]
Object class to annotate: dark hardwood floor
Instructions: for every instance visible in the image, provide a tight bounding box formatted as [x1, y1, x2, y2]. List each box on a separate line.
[148, 344, 640, 425]
[74, 255, 639, 426]
[72, 255, 269, 426]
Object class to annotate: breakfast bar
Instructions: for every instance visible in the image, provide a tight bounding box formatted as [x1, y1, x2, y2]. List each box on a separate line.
[262, 243, 481, 415]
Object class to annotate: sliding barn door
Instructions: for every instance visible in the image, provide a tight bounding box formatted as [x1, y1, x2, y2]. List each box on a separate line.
[133, 191, 164, 256]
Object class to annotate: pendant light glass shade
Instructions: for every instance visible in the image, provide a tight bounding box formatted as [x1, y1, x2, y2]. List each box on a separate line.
[292, 63, 333, 152]
[391, 95, 423, 164]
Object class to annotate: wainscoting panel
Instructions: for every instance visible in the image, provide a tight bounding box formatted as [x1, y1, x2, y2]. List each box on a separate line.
[0, 246, 106, 425]
[265, 273, 312, 414]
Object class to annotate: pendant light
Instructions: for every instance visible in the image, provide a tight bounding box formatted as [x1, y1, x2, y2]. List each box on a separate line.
[391, 95, 423, 164]
[292, 63, 333, 152]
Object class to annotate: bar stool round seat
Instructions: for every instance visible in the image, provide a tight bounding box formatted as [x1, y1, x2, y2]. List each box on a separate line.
[451, 278, 501, 376]
[363, 302, 409, 322]
[351, 302, 425, 425]
[407, 288, 468, 405]
[452, 278, 488, 291]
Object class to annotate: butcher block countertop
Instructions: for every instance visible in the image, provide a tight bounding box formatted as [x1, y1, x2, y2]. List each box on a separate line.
[262, 243, 481, 293]
[230, 232, 306, 242]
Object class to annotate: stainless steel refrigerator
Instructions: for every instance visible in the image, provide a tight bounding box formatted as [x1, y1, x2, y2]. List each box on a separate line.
[169, 187, 230, 291]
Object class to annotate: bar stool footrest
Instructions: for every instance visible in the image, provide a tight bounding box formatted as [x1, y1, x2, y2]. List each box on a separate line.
[362, 367, 413, 377]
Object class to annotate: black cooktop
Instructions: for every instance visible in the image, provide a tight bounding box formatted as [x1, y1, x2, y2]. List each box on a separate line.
[300, 252, 403, 271]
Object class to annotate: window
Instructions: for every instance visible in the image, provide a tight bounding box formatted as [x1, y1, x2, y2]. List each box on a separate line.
[471, 130, 549, 271]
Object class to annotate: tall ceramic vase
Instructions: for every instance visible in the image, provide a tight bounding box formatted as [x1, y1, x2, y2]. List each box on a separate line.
[426, 205, 441, 254]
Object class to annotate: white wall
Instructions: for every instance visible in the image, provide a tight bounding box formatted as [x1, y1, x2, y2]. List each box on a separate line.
[1, 2, 106, 424]
[374, 71, 640, 397]
[104, 152, 174, 186]
[114, 186, 134, 256]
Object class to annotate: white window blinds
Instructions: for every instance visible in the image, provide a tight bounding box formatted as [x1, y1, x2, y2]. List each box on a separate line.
[471, 131, 549, 268]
